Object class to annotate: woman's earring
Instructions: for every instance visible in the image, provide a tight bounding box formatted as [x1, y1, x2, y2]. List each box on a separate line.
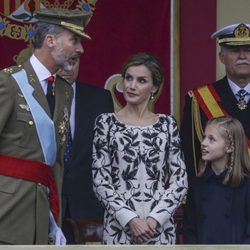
[150, 92, 155, 100]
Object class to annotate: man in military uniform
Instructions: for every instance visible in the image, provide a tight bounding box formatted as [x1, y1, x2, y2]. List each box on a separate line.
[180, 23, 250, 180]
[0, 8, 91, 245]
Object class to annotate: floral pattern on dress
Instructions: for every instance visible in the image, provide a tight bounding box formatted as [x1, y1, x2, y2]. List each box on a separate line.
[92, 113, 188, 244]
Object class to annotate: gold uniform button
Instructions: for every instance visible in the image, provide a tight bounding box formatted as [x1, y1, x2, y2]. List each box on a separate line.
[28, 120, 34, 125]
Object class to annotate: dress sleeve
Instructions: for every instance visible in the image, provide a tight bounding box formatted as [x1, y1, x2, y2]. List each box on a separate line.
[148, 115, 188, 226]
[92, 114, 138, 228]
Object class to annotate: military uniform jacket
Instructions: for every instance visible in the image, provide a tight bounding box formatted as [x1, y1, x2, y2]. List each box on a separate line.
[180, 77, 250, 179]
[0, 60, 72, 244]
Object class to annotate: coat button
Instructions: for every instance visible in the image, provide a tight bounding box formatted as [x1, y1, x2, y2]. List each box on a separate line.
[28, 120, 34, 125]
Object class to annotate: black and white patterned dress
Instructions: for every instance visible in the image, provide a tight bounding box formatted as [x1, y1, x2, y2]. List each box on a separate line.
[92, 113, 187, 244]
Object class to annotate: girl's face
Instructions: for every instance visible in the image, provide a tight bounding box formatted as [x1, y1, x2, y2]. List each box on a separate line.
[122, 65, 157, 106]
[201, 124, 230, 168]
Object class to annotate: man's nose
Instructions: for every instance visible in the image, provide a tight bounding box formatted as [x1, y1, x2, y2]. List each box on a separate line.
[238, 49, 247, 58]
[76, 43, 84, 54]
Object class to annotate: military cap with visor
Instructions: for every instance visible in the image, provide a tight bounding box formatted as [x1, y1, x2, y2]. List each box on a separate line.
[211, 23, 250, 46]
[36, 8, 91, 40]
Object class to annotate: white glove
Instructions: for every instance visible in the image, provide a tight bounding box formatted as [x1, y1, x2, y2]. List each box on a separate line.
[55, 227, 66, 245]
[48, 211, 67, 245]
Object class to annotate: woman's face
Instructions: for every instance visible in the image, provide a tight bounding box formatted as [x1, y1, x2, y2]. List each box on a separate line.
[122, 65, 157, 106]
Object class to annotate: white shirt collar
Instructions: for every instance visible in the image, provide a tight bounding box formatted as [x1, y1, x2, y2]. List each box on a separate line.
[30, 54, 55, 94]
[30, 54, 52, 81]
[227, 77, 250, 95]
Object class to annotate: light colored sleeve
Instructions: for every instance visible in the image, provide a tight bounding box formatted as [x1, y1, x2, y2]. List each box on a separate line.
[148, 115, 188, 226]
[92, 114, 138, 228]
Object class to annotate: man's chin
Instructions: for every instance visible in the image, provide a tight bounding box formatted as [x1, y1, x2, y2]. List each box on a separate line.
[60, 63, 74, 72]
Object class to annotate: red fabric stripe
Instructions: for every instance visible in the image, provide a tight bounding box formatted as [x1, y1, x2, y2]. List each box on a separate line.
[193, 89, 213, 119]
[0, 154, 50, 185]
[207, 85, 228, 116]
[194, 87, 250, 149]
[0, 154, 59, 222]
[208, 84, 221, 101]
[247, 140, 250, 149]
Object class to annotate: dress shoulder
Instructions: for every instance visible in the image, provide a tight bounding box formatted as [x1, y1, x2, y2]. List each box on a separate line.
[95, 112, 116, 124]
[158, 113, 177, 124]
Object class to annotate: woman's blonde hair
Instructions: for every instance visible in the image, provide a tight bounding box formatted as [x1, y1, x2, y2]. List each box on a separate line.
[199, 116, 250, 187]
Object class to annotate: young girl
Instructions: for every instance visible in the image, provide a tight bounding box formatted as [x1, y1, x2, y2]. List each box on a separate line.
[184, 116, 250, 244]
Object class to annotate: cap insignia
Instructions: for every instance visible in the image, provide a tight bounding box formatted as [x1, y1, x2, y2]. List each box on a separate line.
[234, 24, 250, 38]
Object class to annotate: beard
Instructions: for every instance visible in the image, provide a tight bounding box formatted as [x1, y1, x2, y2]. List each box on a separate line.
[60, 61, 74, 71]
[51, 43, 76, 71]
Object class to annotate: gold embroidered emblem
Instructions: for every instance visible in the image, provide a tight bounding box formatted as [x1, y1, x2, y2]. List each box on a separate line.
[58, 106, 70, 145]
[28, 74, 36, 84]
[234, 23, 250, 38]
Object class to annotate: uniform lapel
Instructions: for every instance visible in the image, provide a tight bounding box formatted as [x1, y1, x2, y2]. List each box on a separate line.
[22, 61, 51, 117]
[54, 76, 70, 120]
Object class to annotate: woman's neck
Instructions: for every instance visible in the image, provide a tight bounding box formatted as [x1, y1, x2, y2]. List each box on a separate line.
[117, 105, 157, 126]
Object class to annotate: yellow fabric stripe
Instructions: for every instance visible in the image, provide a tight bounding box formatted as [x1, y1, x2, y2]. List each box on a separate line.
[197, 86, 225, 117]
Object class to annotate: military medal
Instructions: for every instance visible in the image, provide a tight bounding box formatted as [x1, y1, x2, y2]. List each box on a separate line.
[237, 99, 247, 110]
[237, 89, 248, 110]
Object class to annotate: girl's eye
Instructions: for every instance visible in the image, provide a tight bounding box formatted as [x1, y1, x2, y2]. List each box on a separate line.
[208, 136, 215, 142]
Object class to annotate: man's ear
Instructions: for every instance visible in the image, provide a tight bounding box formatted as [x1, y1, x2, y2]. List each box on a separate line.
[219, 51, 225, 64]
[45, 34, 56, 48]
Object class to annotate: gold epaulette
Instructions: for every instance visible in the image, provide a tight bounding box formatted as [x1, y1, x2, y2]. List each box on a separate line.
[2, 65, 22, 75]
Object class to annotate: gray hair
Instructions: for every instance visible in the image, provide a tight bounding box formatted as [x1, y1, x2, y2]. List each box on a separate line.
[34, 22, 66, 49]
